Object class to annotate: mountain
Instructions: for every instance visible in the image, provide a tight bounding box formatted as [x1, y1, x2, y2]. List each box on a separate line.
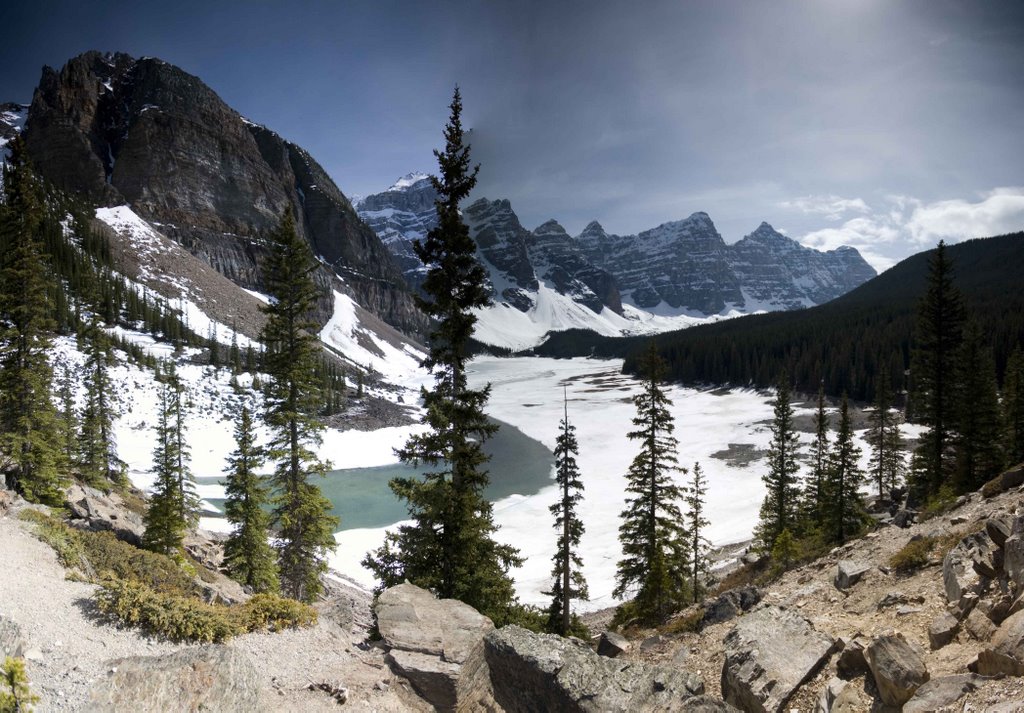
[14, 51, 423, 335]
[537, 231, 1024, 403]
[356, 176, 876, 348]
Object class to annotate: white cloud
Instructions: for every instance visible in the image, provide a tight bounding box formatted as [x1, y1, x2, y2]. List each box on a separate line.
[905, 187, 1024, 245]
[779, 194, 870, 221]
[802, 216, 901, 272]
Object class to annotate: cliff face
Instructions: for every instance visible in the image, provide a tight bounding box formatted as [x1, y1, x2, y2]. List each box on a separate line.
[22, 51, 424, 335]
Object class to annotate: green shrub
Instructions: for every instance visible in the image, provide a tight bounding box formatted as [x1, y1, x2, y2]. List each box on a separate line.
[890, 536, 936, 573]
[919, 485, 957, 521]
[78, 530, 196, 596]
[19, 509, 86, 571]
[94, 578, 241, 643]
[240, 593, 317, 632]
[1, 656, 39, 713]
[661, 607, 704, 635]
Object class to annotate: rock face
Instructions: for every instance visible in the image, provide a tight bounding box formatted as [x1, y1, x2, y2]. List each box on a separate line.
[944, 531, 996, 610]
[64, 483, 146, 546]
[357, 178, 876, 333]
[721, 606, 837, 713]
[374, 583, 494, 711]
[864, 633, 929, 707]
[20, 51, 422, 335]
[484, 625, 715, 712]
[87, 646, 262, 712]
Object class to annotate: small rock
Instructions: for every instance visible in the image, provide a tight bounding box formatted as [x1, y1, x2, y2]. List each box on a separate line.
[897, 606, 922, 616]
[965, 609, 997, 641]
[986, 516, 1014, 547]
[928, 612, 959, 650]
[0, 615, 26, 659]
[639, 634, 665, 652]
[893, 510, 917, 528]
[834, 560, 870, 591]
[865, 633, 929, 707]
[835, 637, 869, 679]
[596, 630, 630, 658]
[951, 515, 968, 525]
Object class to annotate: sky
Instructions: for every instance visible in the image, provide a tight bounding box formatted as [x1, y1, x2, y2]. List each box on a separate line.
[1, 1, 1023, 271]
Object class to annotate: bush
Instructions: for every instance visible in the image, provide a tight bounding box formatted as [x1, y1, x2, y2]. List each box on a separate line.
[919, 485, 957, 521]
[19, 509, 86, 571]
[661, 607, 704, 635]
[241, 594, 317, 632]
[1, 655, 39, 712]
[889, 536, 934, 573]
[94, 578, 240, 643]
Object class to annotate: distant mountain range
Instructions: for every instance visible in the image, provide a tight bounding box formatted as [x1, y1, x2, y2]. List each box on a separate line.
[356, 174, 876, 348]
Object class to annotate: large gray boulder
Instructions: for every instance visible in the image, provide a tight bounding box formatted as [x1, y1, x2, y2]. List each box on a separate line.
[902, 674, 984, 713]
[87, 646, 262, 712]
[943, 532, 996, 609]
[374, 583, 495, 712]
[721, 606, 837, 713]
[65, 483, 146, 545]
[928, 611, 960, 650]
[864, 633, 929, 707]
[976, 609, 1024, 676]
[702, 587, 761, 626]
[484, 625, 720, 712]
[834, 560, 870, 590]
[0, 615, 25, 658]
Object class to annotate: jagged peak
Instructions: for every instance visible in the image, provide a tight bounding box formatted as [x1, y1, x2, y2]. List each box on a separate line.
[534, 219, 568, 236]
[387, 172, 431, 191]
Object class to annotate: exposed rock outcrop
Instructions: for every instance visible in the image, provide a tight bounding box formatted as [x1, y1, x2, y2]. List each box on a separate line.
[87, 646, 263, 712]
[64, 483, 146, 546]
[721, 606, 837, 713]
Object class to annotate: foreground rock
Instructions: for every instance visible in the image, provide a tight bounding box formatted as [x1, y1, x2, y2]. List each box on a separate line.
[721, 606, 837, 713]
[375, 583, 494, 711]
[864, 633, 929, 707]
[975, 609, 1024, 676]
[485, 625, 724, 712]
[903, 674, 984, 713]
[87, 646, 262, 712]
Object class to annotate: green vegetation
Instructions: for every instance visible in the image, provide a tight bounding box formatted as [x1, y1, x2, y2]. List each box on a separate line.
[363, 88, 522, 624]
[889, 532, 961, 575]
[866, 367, 905, 498]
[823, 395, 867, 545]
[754, 373, 801, 551]
[1, 656, 39, 713]
[685, 462, 711, 603]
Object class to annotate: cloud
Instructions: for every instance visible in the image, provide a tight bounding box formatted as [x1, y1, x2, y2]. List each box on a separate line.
[905, 187, 1024, 245]
[779, 194, 870, 221]
[802, 216, 901, 272]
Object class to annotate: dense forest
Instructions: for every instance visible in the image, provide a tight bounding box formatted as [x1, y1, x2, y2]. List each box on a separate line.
[534, 232, 1024, 404]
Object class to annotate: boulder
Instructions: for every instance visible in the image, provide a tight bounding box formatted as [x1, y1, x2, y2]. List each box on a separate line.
[835, 636, 869, 679]
[0, 615, 26, 658]
[975, 609, 1024, 676]
[928, 611, 960, 650]
[986, 516, 1014, 548]
[944, 532, 996, 608]
[65, 483, 146, 546]
[834, 560, 870, 590]
[964, 608, 997, 641]
[864, 633, 929, 707]
[596, 631, 629, 658]
[981, 464, 1024, 497]
[903, 674, 983, 713]
[892, 509, 917, 528]
[375, 583, 494, 712]
[701, 587, 760, 627]
[483, 625, 713, 712]
[721, 606, 837, 713]
[814, 677, 861, 713]
[87, 646, 262, 712]
[1005, 532, 1024, 592]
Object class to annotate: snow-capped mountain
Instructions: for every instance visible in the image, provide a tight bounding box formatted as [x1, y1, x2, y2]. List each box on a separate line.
[356, 176, 877, 349]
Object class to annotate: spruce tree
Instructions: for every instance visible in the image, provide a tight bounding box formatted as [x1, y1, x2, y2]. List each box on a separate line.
[686, 462, 711, 604]
[823, 394, 866, 545]
[142, 370, 198, 555]
[801, 382, 829, 528]
[755, 372, 801, 551]
[261, 207, 338, 603]
[0, 137, 66, 504]
[544, 389, 588, 636]
[867, 367, 905, 498]
[1004, 347, 1024, 466]
[910, 241, 966, 498]
[953, 322, 1004, 491]
[614, 344, 688, 623]
[79, 320, 121, 487]
[57, 365, 78, 468]
[363, 88, 521, 621]
[223, 403, 278, 592]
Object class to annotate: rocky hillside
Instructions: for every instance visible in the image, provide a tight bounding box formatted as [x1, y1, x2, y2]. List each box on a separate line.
[357, 176, 876, 343]
[12, 51, 423, 335]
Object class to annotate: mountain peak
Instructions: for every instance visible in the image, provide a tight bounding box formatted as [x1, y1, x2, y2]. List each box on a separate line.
[387, 172, 431, 191]
[534, 218, 567, 235]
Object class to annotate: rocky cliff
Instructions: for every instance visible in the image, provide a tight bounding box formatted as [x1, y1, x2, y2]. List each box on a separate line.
[18, 51, 423, 335]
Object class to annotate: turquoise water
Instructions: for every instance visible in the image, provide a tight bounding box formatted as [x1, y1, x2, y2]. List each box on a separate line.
[201, 417, 555, 530]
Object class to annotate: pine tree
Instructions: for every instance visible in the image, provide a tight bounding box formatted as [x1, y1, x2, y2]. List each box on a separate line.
[142, 370, 198, 555]
[79, 320, 121, 488]
[823, 394, 866, 545]
[686, 462, 711, 604]
[910, 241, 966, 498]
[614, 345, 688, 623]
[0, 137, 66, 505]
[755, 372, 801, 551]
[363, 88, 521, 621]
[867, 367, 905, 498]
[56, 365, 78, 468]
[1004, 347, 1024, 466]
[801, 382, 829, 528]
[953, 322, 1004, 491]
[261, 207, 338, 603]
[223, 403, 278, 593]
[544, 389, 588, 636]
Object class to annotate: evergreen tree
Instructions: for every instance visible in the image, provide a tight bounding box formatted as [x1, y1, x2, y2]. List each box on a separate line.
[1004, 347, 1024, 466]
[0, 137, 66, 504]
[142, 370, 198, 554]
[363, 88, 521, 621]
[261, 207, 338, 602]
[801, 382, 829, 527]
[953, 322, 1004, 491]
[910, 241, 966, 498]
[56, 365, 78, 468]
[823, 394, 866, 545]
[544, 389, 588, 636]
[755, 372, 801, 551]
[79, 320, 121, 487]
[685, 462, 711, 604]
[223, 403, 278, 593]
[614, 345, 688, 623]
[867, 367, 905, 498]
[1, 655, 39, 712]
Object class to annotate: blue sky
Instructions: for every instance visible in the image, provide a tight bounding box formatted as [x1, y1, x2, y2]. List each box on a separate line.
[2, 0, 1023, 270]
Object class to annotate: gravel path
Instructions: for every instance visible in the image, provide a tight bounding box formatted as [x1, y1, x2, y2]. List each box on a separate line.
[0, 508, 425, 711]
